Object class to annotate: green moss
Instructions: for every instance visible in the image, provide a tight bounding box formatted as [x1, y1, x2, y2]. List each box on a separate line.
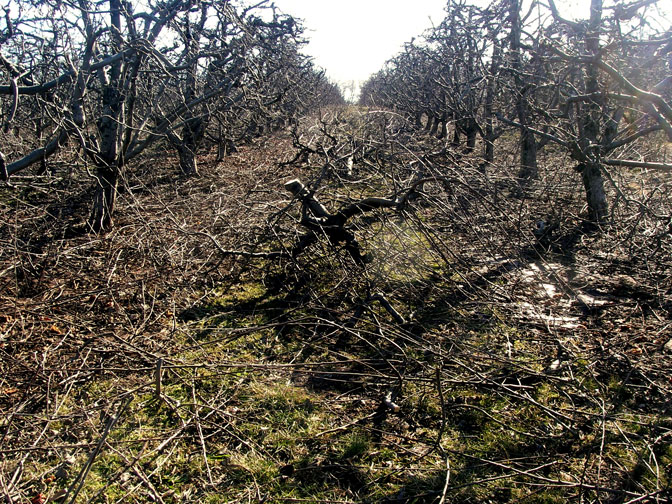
[340, 431, 370, 460]
[210, 282, 267, 307]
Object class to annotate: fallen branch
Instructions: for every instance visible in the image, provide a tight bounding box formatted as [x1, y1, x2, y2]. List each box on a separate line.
[604, 158, 672, 172]
[64, 397, 132, 504]
[284, 178, 417, 264]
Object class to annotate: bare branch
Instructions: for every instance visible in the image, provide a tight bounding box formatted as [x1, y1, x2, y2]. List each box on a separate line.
[604, 158, 672, 171]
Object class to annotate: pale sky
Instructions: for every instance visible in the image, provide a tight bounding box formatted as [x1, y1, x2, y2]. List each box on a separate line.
[272, 0, 447, 97]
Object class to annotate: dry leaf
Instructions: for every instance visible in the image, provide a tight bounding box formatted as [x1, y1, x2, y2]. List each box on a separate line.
[51, 489, 67, 502]
[49, 325, 64, 335]
[30, 493, 46, 504]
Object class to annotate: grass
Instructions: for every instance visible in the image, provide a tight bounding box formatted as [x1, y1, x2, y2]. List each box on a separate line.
[10, 266, 670, 503]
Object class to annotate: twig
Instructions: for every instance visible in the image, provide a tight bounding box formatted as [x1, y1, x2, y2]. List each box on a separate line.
[437, 456, 451, 504]
[155, 358, 163, 400]
[314, 412, 378, 437]
[191, 383, 214, 486]
[434, 366, 447, 454]
[65, 396, 132, 504]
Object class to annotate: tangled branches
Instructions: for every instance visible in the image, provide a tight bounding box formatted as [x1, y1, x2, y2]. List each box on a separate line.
[1, 107, 671, 503]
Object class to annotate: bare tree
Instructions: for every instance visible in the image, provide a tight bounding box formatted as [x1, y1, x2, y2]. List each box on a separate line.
[362, 0, 672, 225]
[507, 0, 539, 180]
[0, 0, 337, 231]
[540, 0, 672, 223]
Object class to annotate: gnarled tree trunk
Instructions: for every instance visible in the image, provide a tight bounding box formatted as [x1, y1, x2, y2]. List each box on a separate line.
[88, 165, 118, 233]
[579, 0, 607, 223]
[509, 0, 538, 181]
[178, 146, 198, 176]
[176, 117, 205, 176]
[580, 161, 607, 223]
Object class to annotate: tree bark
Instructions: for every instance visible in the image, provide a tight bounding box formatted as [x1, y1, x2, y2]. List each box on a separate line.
[178, 146, 198, 176]
[88, 0, 124, 233]
[177, 116, 204, 175]
[580, 0, 608, 223]
[430, 114, 440, 136]
[88, 165, 118, 233]
[414, 112, 423, 128]
[483, 37, 501, 165]
[452, 117, 461, 146]
[438, 116, 448, 139]
[425, 114, 435, 132]
[509, 0, 538, 181]
[581, 161, 607, 223]
[518, 119, 538, 179]
[465, 120, 478, 152]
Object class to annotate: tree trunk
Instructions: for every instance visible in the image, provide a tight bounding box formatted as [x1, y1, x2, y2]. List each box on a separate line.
[88, 165, 118, 233]
[437, 114, 447, 139]
[216, 122, 226, 161]
[466, 126, 478, 152]
[175, 116, 204, 175]
[425, 114, 435, 132]
[178, 146, 198, 176]
[518, 125, 538, 179]
[452, 114, 461, 146]
[483, 36, 501, 165]
[87, 0, 124, 233]
[175, 8, 207, 176]
[581, 0, 607, 223]
[581, 161, 607, 223]
[430, 115, 439, 136]
[509, 0, 538, 181]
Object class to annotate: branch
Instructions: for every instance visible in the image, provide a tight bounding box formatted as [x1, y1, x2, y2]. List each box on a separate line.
[604, 125, 661, 152]
[547, 0, 583, 31]
[126, 72, 245, 159]
[0, 7, 15, 45]
[5, 129, 69, 178]
[495, 113, 569, 147]
[604, 158, 672, 171]
[564, 91, 639, 105]
[338, 196, 402, 220]
[0, 151, 6, 180]
[594, 59, 672, 140]
[651, 75, 672, 94]
[0, 50, 133, 96]
[368, 293, 406, 325]
[178, 228, 288, 259]
[610, 0, 658, 20]
[283, 178, 416, 265]
[546, 47, 672, 141]
[284, 179, 332, 219]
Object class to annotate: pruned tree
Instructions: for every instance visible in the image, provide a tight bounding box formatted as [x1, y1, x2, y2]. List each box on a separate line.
[537, 0, 672, 223]
[0, 0, 339, 231]
[360, 0, 506, 156]
[361, 0, 672, 226]
[506, 0, 539, 180]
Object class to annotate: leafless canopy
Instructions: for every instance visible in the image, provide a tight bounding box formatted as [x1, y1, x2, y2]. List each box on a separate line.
[0, 0, 342, 231]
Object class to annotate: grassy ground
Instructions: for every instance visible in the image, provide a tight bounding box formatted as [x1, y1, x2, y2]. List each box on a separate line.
[1, 107, 671, 503]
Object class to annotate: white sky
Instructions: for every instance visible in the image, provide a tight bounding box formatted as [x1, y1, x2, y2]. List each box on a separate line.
[272, 0, 447, 97]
